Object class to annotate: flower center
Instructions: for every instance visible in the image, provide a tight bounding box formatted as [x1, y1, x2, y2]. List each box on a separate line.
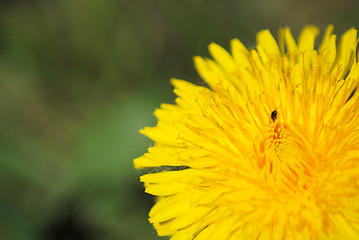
[263, 121, 305, 195]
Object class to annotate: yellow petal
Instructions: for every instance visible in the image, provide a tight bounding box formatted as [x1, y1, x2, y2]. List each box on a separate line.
[256, 29, 281, 59]
[230, 38, 251, 69]
[209, 42, 237, 73]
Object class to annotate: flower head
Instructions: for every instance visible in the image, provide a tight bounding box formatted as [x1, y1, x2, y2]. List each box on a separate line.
[134, 25, 359, 239]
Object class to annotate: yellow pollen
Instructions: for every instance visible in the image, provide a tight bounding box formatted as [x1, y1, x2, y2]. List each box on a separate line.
[263, 121, 303, 195]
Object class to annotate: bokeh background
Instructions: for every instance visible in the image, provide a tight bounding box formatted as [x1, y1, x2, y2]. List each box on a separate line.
[1, 0, 359, 239]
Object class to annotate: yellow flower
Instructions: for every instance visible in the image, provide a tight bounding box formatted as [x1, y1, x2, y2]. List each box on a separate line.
[134, 25, 359, 239]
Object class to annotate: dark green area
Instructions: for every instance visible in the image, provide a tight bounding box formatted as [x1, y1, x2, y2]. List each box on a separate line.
[0, 0, 358, 239]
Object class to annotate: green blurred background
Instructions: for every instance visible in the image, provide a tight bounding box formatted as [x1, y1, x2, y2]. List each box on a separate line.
[1, 0, 359, 239]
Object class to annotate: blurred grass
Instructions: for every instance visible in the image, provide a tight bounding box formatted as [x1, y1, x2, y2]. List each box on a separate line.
[0, 0, 359, 239]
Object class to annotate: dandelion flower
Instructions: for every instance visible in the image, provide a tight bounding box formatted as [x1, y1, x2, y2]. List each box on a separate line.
[134, 25, 359, 239]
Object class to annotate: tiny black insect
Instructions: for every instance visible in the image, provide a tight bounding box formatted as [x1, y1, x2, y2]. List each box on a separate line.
[271, 110, 277, 122]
